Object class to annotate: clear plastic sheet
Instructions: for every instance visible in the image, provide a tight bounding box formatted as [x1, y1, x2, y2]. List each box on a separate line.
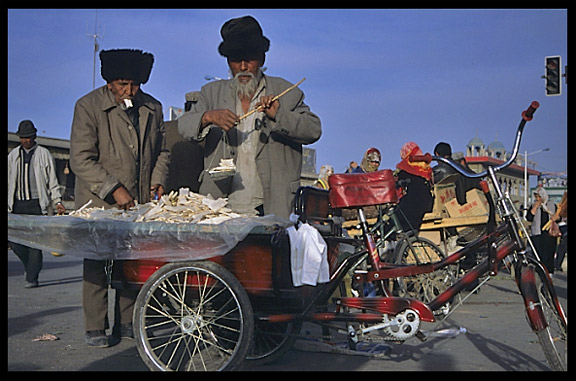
[8, 213, 289, 261]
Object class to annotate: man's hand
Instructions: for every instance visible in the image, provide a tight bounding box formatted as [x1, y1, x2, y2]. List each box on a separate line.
[150, 184, 165, 200]
[55, 202, 66, 215]
[201, 109, 240, 131]
[256, 95, 279, 120]
[113, 185, 135, 210]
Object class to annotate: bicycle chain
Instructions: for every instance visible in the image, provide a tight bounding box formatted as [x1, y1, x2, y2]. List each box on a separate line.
[257, 327, 401, 345]
[257, 319, 417, 344]
[312, 326, 414, 343]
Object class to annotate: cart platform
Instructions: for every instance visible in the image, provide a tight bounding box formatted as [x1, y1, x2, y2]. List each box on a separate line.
[8, 213, 288, 261]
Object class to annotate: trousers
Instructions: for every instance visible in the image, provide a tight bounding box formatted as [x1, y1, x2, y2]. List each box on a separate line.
[11, 199, 43, 283]
[82, 259, 138, 332]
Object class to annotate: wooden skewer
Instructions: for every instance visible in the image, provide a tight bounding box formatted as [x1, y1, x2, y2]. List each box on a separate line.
[238, 77, 306, 121]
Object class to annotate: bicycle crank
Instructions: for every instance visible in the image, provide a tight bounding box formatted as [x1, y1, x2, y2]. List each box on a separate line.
[360, 308, 421, 341]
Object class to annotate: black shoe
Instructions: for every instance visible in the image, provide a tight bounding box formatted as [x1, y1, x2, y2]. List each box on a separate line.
[113, 323, 134, 340]
[24, 281, 38, 288]
[85, 330, 109, 347]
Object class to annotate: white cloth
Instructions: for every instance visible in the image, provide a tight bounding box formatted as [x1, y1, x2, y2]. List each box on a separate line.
[227, 80, 266, 214]
[287, 222, 330, 287]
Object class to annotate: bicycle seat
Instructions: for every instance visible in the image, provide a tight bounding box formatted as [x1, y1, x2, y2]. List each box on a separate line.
[329, 170, 398, 208]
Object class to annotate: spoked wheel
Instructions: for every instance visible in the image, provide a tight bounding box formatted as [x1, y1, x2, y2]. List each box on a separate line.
[246, 320, 302, 365]
[394, 236, 455, 316]
[133, 261, 254, 371]
[532, 267, 567, 371]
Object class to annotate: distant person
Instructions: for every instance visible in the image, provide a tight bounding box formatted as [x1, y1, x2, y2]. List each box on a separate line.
[395, 142, 433, 233]
[452, 151, 482, 205]
[352, 148, 381, 173]
[526, 187, 557, 273]
[314, 164, 334, 190]
[178, 15, 321, 218]
[70, 49, 170, 347]
[432, 142, 457, 184]
[553, 191, 567, 271]
[8, 120, 65, 288]
[345, 161, 358, 173]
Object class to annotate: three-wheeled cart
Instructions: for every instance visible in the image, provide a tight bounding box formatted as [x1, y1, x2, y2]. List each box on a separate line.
[116, 186, 370, 371]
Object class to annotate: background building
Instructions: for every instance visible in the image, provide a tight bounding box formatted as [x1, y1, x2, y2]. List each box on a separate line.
[464, 135, 568, 211]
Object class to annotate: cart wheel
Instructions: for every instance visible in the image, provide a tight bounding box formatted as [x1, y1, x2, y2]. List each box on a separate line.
[133, 261, 254, 371]
[246, 320, 301, 365]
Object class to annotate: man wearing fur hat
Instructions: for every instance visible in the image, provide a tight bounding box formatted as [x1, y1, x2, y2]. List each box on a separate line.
[70, 49, 170, 347]
[179, 16, 321, 219]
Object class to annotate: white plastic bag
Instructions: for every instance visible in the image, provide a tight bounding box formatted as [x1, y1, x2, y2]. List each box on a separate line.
[287, 222, 330, 287]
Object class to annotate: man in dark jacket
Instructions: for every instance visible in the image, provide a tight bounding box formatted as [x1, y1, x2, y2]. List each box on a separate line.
[432, 142, 457, 184]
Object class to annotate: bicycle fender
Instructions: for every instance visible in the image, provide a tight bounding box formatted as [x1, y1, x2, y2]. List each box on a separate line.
[338, 297, 436, 322]
[518, 265, 547, 332]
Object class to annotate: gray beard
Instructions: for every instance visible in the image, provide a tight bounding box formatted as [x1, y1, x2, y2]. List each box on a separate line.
[232, 71, 261, 99]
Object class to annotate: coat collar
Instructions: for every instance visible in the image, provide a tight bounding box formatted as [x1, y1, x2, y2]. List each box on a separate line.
[99, 86, 155, 145]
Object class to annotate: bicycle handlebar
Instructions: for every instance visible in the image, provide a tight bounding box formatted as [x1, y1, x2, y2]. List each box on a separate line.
[522, 101, 540, 121]
[409, 153, 433, 164]
[409, 101, 540, 179]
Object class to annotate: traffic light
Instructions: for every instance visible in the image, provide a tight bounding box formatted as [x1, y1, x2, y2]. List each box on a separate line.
[545, 56, 562, 96]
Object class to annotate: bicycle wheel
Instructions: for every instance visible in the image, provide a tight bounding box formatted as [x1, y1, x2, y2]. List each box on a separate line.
[394, 236, 454, 316]
[133, 261, 254, 371]
[533, 268, 567, 371]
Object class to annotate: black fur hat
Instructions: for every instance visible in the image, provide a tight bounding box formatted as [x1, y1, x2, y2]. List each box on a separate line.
[100, 49, 154, 84]
[218, 16, 270, 60]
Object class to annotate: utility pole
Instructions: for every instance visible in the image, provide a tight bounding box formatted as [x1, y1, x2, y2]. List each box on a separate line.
[87, 10, 103, 89]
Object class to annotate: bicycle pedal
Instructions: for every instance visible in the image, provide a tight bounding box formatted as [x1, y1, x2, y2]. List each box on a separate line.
[415, 330, 427, 342]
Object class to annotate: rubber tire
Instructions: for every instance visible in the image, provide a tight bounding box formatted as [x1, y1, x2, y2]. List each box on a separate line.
[246, 320, 302, 365]
[133, 261, 254, 371]
[532, 268, 567, 371]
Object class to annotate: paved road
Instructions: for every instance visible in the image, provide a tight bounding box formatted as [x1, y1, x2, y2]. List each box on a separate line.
[7, 249, 567, 371]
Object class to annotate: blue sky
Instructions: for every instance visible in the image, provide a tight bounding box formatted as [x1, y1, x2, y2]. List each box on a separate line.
[8, 9, 567, 177]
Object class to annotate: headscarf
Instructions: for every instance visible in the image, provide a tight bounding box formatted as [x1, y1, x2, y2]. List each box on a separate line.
[360, 148, 381, 173]
[534, 187, 553, 215]
[531, 186, 555, 236]
[395, 142, 432, 180]
[315, 165, 334, 189]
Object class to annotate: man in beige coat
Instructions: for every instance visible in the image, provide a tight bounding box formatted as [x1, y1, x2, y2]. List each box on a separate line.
[70, 49, 169, 347]
[178, 16, 321, 219]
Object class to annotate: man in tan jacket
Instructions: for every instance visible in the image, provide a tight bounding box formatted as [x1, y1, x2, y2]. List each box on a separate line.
[70, 49, 169, 347]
